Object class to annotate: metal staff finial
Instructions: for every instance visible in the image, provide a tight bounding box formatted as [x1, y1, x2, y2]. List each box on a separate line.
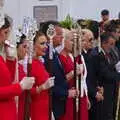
[73, 31, 78, 57]
[77, 25, 82, 55]
[72, 21, 82, 56]
[98, 27, 101, 52]
[47, 24, 56, 60]
[47, 24, 56, 38]
[21, 17, 38, 64]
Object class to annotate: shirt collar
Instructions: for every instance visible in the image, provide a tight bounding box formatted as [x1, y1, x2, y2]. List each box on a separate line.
[100, 48, 106, 55]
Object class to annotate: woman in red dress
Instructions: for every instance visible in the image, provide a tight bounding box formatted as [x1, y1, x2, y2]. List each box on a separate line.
[59, 30, 90, 120]
[77, 54, 90, 120]
[30, 31, 54, 120]
[59, 54, 74, 120]
[16, 34, 29, 120]
[59, 30, 76, 120]
[0, 17, 34, 120]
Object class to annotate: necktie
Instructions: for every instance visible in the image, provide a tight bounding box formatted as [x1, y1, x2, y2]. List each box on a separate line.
[54, 51, 62, 67]
[105, 53, 111, 63]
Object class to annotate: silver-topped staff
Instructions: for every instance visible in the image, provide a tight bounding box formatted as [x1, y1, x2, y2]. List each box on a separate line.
[47, 24, 56, 120]
[72, 21, 82, 120]
[22, 17, 38, 120]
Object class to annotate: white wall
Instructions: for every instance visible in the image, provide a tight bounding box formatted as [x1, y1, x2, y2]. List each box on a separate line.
[5, 0, 66, 25]
[4, 0, 66, 28]
[3, 0, 120, 28]
[69, 0, 120, 21]
[4, 0, 20, 28]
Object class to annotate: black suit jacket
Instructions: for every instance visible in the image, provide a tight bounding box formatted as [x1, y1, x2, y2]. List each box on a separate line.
[98, 51, 120, 84]
[82, 48, 101, 98]
[44, 50, 68, 118]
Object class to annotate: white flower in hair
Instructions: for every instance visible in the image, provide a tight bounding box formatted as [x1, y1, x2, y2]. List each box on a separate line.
[0, 9, 5, 28]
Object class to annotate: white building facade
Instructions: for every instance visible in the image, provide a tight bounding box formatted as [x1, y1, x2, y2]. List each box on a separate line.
[3, 0, 120, 28]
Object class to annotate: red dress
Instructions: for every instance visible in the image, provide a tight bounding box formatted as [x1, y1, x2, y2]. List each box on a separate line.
[59, 54, 74, 120]
[76, 55, 88, 120]
[59, 54, 88, 120]
[30, 59, 49, 120]
[0, 56, 22, 120]
[18, 63, 26, 120]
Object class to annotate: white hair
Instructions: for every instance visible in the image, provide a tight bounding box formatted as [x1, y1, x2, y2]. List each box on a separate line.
[63, 29, 73, 41]
[82, 29, 94, 38]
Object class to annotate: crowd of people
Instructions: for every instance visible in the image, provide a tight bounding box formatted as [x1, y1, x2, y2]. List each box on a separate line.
[0, 8, 120, 120]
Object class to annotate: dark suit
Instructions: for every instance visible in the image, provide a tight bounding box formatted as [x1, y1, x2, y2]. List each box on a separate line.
[83, 47, 103, 120]
[98, 50, 120, 120]
[83, 48, 101, 97]
[44, 50, 68, 120]
[109, 47, 120, 120]
[116, 38, 120, 51]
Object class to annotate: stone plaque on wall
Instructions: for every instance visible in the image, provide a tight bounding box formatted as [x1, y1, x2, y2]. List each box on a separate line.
[33, 6, 58, 23]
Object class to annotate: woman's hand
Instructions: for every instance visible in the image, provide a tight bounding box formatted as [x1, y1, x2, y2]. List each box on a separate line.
[20, 77, 35, 90]
[36, 76, 55, 93]
[87, 97, 91, 110]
